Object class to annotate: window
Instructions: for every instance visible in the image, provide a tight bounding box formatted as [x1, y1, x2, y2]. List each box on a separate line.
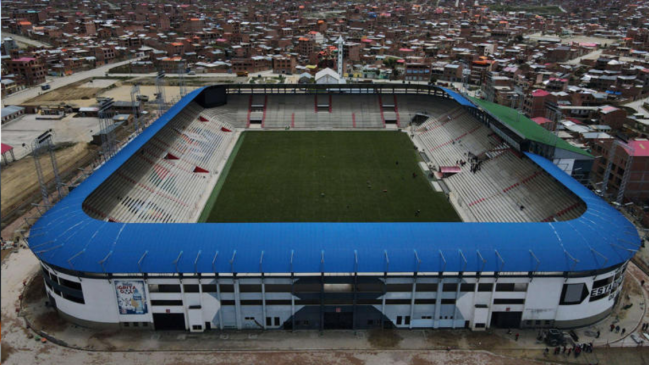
[221, 300, 235, 306]
[274, 317, 280, 326]
[443, 283, 458, 292]
[133, 322, 139, 327]
[495, 283, 515, 292]
[460, 283, 475, 292]
[440, 299, 456, 305]
[496, 283, 528, 292]
[201, 284, 217, 293]
[475, 323, 486, 328]
[397, 316, 403, 325]
[62, 293, 85, 304]
[414, 299, 436, 304]
[240, 300, 263, 306]
[192, 325, 202, 330]
[59, 278, 82, 291]
[405, 316, 411, 325]
[357, 299, 381, 305]
[386, 299, 411, 305]
[220, 284, 234, 293]
[124, 322, 130, 327]
[415, 283, 438, 292]
[149, 284, 181, 293]
[295, 299, 320, 305]
[266, 300, 291, 306]
[265, 284, 292, 292]
[294, 282, 321, 293]
[421, 316, 432, 320]
[478, 283, 493, 292]
[183, 285, 200, 293]
[561, 283, 588, 304]
[151, 300, 183, 306]
[266, 317, 272, 326]
[493, 298, 525, 305]
[356, 283, 383, 292]
[386, 284, 412, 292]
[239, 284, 261, 293]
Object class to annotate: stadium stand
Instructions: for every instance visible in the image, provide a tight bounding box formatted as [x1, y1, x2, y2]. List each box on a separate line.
[83, 102, 235, 223]
[416, 108, 586, 223]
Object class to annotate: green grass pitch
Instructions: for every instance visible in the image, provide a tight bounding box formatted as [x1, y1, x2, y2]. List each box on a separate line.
[201, 131, 461, 223]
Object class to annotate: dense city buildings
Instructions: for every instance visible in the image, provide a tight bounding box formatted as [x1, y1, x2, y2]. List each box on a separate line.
[3, 0, 649, 213]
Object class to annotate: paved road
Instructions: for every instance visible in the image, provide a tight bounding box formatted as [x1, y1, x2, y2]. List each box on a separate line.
[566, 48, 604, 65]
[0, 32, 52, 48]
[623, 96, 649, 118]
[2, 57, 144, 106]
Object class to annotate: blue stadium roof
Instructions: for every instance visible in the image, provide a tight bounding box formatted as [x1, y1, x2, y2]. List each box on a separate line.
[29, 87, 640, 275]
[439, 87, 475, 107]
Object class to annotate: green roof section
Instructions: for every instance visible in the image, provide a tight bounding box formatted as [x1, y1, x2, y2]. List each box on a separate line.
[469, 97, 593, 158]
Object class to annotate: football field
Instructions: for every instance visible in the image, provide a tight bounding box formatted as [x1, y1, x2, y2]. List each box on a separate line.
[201, 131, 460, 223]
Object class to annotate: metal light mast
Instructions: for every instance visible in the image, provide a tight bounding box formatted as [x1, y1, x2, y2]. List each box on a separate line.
[130, 84, 143, 133]
[156, 69, 167, 117]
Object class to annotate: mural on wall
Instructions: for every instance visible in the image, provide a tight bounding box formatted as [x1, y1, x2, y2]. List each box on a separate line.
[115, 280, 148, 315]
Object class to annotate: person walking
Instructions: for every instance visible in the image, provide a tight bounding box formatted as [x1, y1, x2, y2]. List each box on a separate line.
[596, 330, 600, 338]
[515, 333, 519, 341]
[621, 328, 626, 335]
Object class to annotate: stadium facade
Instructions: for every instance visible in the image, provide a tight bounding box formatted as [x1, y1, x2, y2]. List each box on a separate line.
[31, 84, 639, 332]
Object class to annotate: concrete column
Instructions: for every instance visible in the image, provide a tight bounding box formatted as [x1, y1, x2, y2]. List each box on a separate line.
[487, 279, 497, 329]
[198, 277, 204, 331]
[179, 278, 189, 331]
[380, 275, 387, 328]
[453, 278, 461, 329]
[261, 278, 267, 330]
[352, 273, 358, 331]
[409, 276, 417, 330]
[434, 277, 443, 328]
[471, 276, 479, 330]
[234, 278, 242, 329]
[216, 277, 223, 330]
[291, 275, 295, 331]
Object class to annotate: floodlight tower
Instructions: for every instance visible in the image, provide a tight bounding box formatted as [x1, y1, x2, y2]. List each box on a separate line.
[336, 36, 344, 79]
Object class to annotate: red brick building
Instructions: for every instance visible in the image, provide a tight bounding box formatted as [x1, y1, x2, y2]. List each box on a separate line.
[272, 56, 296, 74]
[4, 57, 46, 86]
[591, 138, 649, 201]
[523, 89, 551, 118]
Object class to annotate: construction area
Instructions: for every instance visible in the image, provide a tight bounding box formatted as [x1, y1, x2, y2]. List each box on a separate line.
[0, 74, 204, 234]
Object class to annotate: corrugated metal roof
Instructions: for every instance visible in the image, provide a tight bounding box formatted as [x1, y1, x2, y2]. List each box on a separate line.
[28, 87, 639, 275]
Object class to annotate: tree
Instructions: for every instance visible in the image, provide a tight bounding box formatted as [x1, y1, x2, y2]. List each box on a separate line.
[383, 57, 399, 68]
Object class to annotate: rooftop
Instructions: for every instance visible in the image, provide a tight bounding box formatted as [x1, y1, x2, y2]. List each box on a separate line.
[470, 97, 592, 158]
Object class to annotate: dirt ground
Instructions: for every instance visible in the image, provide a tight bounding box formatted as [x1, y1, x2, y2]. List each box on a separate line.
[99, 84, 195, 102]
[0, 142, 98, 231]
[28, 87, 103, 102]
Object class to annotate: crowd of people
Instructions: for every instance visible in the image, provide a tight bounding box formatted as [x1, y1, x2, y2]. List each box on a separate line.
[546, 342, 594, 358]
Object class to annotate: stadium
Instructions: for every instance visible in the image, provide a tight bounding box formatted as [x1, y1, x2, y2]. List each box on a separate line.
[29, 84, 640, 332]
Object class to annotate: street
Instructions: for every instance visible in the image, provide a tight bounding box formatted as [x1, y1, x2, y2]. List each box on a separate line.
[1, 57, 144, 106]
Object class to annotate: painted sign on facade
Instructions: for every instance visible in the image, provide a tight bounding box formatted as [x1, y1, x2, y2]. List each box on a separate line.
[115, 280, 148, 315]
